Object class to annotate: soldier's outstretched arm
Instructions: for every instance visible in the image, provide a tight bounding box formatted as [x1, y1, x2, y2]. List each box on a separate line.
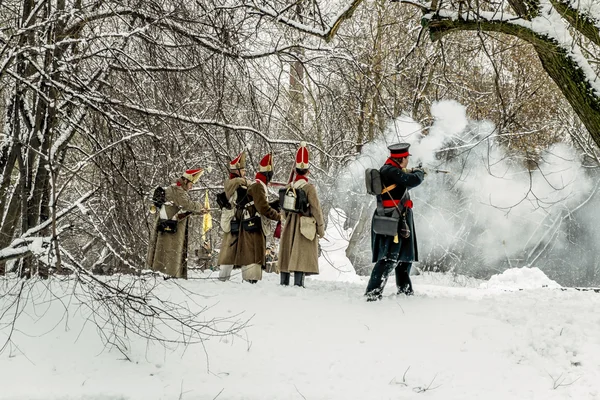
[251, 184, 281, 221]
[390, 168, 424, 189]
[173, 188, 206, 214]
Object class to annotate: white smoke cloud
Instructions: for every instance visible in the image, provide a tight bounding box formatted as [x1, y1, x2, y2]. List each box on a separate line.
[338, 100, 595, 278]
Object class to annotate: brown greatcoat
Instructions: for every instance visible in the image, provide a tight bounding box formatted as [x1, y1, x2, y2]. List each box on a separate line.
[217, 177, 248, 266]
[146, 182, 205, 278]
[278, 180, 325, 275]
[233, 180, 281, 268]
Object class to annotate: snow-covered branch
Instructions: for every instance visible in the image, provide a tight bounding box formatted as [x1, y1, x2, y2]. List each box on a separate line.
[244, 0, 365, 42]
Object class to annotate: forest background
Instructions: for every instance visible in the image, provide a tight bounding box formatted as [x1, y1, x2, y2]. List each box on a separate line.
[2, 0, 600, 288]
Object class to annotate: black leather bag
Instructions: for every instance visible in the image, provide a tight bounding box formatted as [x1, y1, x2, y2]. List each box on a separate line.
[372, 213, 399, 237]
[242, 215, 261, 233]
[157, 219, 178, 234]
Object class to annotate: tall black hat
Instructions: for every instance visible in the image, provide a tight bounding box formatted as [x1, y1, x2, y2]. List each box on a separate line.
[388, 143, 411, 158]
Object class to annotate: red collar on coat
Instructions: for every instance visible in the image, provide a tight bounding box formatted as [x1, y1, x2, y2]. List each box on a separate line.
[294, 175, 308, 182]
[385, 157, 401, 168]
[255, 173, 267, 185]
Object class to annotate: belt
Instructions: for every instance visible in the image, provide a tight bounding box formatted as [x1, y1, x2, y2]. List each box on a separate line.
[382, 199, 413, 209]
[382, 199, 400, 207]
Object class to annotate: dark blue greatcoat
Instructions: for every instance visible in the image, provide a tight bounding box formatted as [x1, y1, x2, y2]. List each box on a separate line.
[371, 163, 424, 263]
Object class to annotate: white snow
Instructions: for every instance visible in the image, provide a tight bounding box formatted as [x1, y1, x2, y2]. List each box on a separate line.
[1, 211, 600, 400]
[313, 208, 363, 283]
[481, 266, 562, 291]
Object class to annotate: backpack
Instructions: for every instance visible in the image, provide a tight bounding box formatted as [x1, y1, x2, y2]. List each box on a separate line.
[216, 191, 230, 209]
[152, 186, 167, 208]
[152, 186, 178, 234]
[278, 186, 308, 214]
[365, 168, 382, 196]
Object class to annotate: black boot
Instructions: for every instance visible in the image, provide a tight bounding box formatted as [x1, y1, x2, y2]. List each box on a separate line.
[293, 271, 305, 287]
[246, 279, 258, 284]
[395, 263, 414, 295]
[280, 272, 290, 286]
[365, 259, 395, 302]
[365, 289, 383, 302]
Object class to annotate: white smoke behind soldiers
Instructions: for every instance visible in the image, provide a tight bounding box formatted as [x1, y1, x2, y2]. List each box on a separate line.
[339, 100, 597, 285]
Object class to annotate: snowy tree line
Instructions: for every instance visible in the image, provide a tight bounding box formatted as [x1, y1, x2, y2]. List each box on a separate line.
[1, 0, 600, 286]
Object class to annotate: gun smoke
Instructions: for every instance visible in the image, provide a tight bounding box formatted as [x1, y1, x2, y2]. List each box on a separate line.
[336, 100, 600, 286]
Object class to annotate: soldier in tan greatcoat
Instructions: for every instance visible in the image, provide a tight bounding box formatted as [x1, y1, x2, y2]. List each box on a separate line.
[217, 151, 250, 281]
[146, 168, 207, 278]
[234, 153, 281, 283]
[278, 142, 325, 287]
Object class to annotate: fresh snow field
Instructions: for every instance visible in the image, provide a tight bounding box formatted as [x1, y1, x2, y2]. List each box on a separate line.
[1, 211, 600, 400]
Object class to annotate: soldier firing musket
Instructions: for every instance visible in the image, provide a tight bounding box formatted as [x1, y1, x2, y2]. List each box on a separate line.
[364, 143, 425, 301]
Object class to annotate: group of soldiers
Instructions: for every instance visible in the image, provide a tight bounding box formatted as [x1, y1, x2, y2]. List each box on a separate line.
[145, 141, 425, 301]
[146, 143, 325, 287]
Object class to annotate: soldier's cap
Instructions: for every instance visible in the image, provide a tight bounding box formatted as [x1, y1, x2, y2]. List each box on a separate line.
[388, 143, 411, 158]
[182, 168, 204, 184]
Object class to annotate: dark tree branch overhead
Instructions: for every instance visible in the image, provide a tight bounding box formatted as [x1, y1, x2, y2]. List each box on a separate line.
[392, 0, 600, 149]
[246, 0, 600, 148]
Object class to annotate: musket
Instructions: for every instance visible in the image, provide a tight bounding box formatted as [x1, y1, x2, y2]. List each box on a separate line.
[269, 181, 288, 187]
[414, 163, 451, 174]
[175, 208, 220, 220]
[150, 206, 220, 216]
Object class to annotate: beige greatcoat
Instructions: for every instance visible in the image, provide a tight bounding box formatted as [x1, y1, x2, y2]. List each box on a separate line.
[278, 179, 325, 275]
[217, 176, 248, 266]
[233, 179, 281, 280]
[146, 182, 205, 278]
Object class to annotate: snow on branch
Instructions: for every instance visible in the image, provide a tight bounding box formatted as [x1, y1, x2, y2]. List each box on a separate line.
[417, 2, 600, 97]
[62, 7, 314, 59]
[100, 100, 342, 159]
[565, 0, 600, 26]
[0, 190, 97, 263]
[550, 0, 600, 46]
[245, 0, 365, 42]
[22, 190, 97, 238]
[0, 237, 52, 263]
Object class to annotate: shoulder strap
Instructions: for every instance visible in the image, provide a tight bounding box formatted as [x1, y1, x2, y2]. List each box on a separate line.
[381, 183, 396, 195]
[381, 183, 405, 216]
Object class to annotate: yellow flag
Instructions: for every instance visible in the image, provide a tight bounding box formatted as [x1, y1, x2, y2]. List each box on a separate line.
[202, 190, 212, 241]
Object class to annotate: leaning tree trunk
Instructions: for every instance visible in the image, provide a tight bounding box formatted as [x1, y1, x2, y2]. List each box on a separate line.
[424, 18, 600, 150]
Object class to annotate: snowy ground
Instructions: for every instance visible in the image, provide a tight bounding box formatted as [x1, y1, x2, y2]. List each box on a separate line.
[1, 212, 600, 399]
